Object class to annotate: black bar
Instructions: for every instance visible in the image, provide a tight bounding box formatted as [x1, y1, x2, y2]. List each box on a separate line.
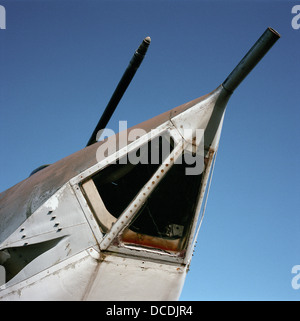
[86, 37, 151, 147]
[222, 27, 280, 93]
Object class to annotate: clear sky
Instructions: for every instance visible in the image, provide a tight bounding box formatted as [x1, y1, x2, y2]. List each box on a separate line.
[0, 0, 299, 301]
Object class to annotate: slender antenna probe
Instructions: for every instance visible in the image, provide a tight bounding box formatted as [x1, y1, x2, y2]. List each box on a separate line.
[222, 27, 280, 93]
[86, 37, 151, 147]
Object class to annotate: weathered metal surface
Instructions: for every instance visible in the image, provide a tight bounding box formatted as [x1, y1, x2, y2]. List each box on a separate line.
[0, 248, 186, 301]
[0, 143, 99, 245]
[84, 254, 186, 301]
[0, 184, 97, 289]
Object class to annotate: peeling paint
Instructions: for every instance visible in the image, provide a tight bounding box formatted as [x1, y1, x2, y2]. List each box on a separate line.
[46, 196, 59, 211]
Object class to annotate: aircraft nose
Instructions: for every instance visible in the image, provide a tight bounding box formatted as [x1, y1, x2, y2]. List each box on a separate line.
[170, 85, 230, 154]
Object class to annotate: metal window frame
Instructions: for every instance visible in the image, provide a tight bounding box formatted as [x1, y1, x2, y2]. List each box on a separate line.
[70, 120, 212, 265]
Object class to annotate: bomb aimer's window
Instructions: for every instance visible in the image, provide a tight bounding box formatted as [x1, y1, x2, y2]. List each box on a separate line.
[82, 131, 204, 254]
[81, 133, 174, 234]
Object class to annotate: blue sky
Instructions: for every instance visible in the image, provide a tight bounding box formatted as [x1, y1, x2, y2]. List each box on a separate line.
[0, 0, 299, 300]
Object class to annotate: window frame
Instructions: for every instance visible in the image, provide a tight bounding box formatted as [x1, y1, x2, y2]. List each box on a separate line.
[71, 121, 215, 264]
